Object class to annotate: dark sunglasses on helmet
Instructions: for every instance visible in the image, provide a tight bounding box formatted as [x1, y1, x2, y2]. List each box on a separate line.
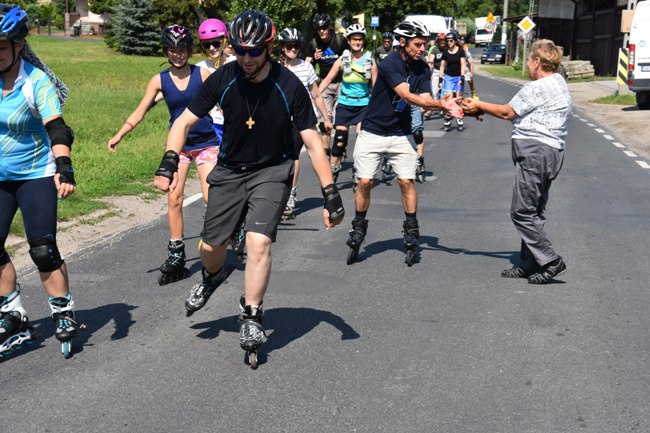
[201, 39, 223, 50]
[283, 43, 301, 50]
[233, 46, 266, 57]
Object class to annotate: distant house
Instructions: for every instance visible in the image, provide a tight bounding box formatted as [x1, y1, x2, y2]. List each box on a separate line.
[65, 0, 110, 35]
[535, 0, 627, 76]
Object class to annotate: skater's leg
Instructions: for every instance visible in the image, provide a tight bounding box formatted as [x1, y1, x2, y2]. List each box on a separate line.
[330, 126, 349, 173]
[200, 239, 229, 274]
[397, 178, 418, 213]
[167, 162, 190, 240]
[196, 161, 217, 204]
[354, 178, 373, 213]
[242, 232, 272, 306]
[0, 260, 17, 296]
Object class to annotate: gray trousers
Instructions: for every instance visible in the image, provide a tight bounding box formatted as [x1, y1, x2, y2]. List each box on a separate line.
[510, 138, 564, 268]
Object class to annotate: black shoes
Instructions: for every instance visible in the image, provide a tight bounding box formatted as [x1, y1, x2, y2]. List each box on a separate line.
[501, 257, 567, 284]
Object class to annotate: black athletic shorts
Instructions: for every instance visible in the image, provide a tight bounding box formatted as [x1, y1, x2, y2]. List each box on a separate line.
[203, 160, 294, 245]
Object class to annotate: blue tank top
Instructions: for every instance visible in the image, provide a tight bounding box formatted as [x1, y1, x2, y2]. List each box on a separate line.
[160, 65, 218, 150]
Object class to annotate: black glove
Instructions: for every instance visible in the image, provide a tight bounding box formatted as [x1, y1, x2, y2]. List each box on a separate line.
[55, 156, 76, 185]
[155, 150, 179, 181]
[322, 183, 344, 223]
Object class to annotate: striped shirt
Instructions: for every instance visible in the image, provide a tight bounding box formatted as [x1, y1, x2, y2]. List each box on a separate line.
[0, 59, 61, 181]
[284, 59, 318, 115]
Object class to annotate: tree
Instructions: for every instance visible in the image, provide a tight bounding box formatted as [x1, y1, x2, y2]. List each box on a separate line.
[90, 0, 117, 15]
[227, 0, 316, 36]
[110, 0, 160, 55]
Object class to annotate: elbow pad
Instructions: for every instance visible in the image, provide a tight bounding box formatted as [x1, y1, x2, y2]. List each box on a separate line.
[45, 117, 75, 149]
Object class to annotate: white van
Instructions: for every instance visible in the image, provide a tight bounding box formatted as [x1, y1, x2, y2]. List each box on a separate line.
[404, 15, 450, 36]
[629, 0, 650, 109]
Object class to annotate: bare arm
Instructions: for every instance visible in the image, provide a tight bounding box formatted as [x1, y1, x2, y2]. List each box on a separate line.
[300, 127, 342, 229]
[309, 81, 332, 131]
[462, 98, 518, 120]
[393, 82, 462, 117]
[371, 61, 378, 88]
[318, 57, 343, 94]
[108, 74, 162, 153]
[153, 108, 201, 192]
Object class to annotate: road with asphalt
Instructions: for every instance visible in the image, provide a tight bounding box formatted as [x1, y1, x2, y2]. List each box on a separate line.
[4, 74, 649, 433]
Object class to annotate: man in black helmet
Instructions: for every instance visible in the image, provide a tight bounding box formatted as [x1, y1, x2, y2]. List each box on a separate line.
[154, 9, 344, 366]
[345, 19, 463, 266]
[305, 13, 349, 153]
[374, 31, 396, 63]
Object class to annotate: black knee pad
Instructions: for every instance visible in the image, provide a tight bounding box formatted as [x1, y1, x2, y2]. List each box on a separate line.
[413, 128, 424, 144]
[331, 130, 349, 157]
[28, 235, 63, 272]
[318, 121, 327, 133]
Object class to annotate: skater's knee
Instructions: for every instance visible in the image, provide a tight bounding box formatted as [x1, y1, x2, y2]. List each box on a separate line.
[397, 178, 415, 190]
[330, 130, 348, 157]
[167, 192, 183, 210]
[357, 178, 373, 189]
[412, 128, 424, 144]
[28, 235, 63, 273]
[245, 232, 271, 258]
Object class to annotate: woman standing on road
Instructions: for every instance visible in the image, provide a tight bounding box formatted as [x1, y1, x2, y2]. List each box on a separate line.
[462, 39, 572, 284]
[278, 27, 332, 219]
[107, 25, 219, 286]
[439, 30, 466, 130]
[0, 5, 79, 358]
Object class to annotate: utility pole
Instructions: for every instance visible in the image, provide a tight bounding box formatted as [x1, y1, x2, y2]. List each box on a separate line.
[502, 0, 508, 45]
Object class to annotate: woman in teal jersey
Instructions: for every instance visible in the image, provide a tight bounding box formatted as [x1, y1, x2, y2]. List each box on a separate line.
[318, 23, 377, 181]
[0, 4, 79, 358]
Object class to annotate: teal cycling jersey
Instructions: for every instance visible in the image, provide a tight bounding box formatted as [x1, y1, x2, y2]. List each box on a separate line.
[0, 59, 62, 181]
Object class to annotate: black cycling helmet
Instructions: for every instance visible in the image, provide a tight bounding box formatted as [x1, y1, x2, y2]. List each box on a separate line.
[0, 4, 29, 41]
[229, 9, 275, 49]
[393, 19, 429, 39]
[382, 31, 393, 40]
[312, 13, 331, 29]
[161, 24, 193, 48]
[279, 27, 302, 43]
[446, 30, 459, 41]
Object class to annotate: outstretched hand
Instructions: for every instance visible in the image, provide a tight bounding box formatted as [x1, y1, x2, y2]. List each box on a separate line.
[440, 94, 464, 119]
[461, 98, 485, 120]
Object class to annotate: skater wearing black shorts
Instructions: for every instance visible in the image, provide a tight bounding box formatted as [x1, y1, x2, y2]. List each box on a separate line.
[0, 4, 79, 358]
[154, 10, 344, 367]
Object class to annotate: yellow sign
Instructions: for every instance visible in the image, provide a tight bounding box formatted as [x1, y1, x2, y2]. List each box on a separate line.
[352, 13, 365, 25]
[617, 48, 629, 85]
[517, 16, 536, 34]
[486, 12, 495, 22]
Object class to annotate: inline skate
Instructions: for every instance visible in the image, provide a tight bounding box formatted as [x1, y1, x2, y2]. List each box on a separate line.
[443, 116, 451, 132]
[331, 164, 342, 183]
[415, 155, 426, 183]
[0, 287, 36, 358]
[230, 220, 246, 262]
[403, 218, 420, 267]
[238, 296, 266, 369]
[381, 154, 394, 181]
[457, 118, 464, 131]
[185, 266, 229, 316]
[346, 217, 368, 265]
[49, 293, 79, 359]
[282, 186, 297, 220]
[159, 239, 189, 286]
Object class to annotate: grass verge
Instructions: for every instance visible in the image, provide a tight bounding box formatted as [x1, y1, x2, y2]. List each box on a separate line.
[592, 94, 637, 105]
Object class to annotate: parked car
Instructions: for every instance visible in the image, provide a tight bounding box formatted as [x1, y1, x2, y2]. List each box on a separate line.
[481, 44, 506, 64]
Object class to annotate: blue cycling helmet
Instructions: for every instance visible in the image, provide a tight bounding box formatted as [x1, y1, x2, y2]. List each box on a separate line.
[0, 4, 29, 41]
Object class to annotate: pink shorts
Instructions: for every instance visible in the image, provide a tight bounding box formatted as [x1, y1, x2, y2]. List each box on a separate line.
[180, 146, 219, 165]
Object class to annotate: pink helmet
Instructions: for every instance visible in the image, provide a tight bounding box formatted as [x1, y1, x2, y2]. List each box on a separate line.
[198, 18, 228, 40]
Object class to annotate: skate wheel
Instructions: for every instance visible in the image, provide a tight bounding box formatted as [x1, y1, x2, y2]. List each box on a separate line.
[158, 273, 170, 286]
[61, 340, 72, 359]
[248, 351, 258, 369]
[347, 248, 358, 265]
[405, 249, 416, 267]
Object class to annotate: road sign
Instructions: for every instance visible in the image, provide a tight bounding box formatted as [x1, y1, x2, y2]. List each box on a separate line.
[517, 16, 536, 34]
[371, 16, 379, 27]
[486, 12, 495, 22]
[485, 22, 495, 33]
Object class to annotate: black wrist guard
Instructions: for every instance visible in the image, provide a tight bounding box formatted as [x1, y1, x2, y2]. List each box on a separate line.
[155, 150, 179, 181]
[55, 156, 76, 185]
[321, 183, 344, 223]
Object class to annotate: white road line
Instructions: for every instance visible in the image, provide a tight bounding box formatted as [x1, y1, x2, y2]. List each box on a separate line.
[595, 128, 605, 133]
[580, 118, 588, 122]
[624, 150, 638, 157]
[636, 161, 650, 169]
[613, 142, 625, 148]
[587, 123, 595, 127]
[183, 193, 203, 207]
[603, 134, 614, 141]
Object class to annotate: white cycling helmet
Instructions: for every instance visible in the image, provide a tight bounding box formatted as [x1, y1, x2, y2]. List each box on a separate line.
[393, 19, 429, 39]
[346, 23, 366, 38]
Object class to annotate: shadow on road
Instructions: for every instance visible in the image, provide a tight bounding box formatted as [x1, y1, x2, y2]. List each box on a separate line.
[190, 307, 360, 366]
[1, 303, 138, 362]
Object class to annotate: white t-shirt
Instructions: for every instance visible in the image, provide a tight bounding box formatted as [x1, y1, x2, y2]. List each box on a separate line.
[284, 59, 319, 115]
[509, 73, 572, 150]
[195, 59, 224, 125]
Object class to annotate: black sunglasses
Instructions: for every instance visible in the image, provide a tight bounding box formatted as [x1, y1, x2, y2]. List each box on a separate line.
[283, 43, 300, 50]
[201, 39, 223, 50]
[233, 46, 266, 57]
